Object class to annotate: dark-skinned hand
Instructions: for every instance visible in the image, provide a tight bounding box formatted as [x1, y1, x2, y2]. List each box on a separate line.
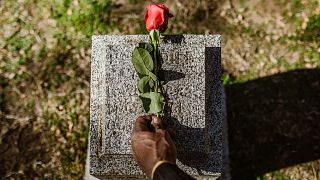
[131, 115, 177, 179]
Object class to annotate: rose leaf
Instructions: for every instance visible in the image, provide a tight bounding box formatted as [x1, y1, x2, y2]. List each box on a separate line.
[132, 47, 154, 75]
[139, 42, 153, 53]
[138, 76, 150, 93]
[139, 92, 164, 114]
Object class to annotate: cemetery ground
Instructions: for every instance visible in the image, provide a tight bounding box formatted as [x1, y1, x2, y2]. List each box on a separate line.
[0, 0, 319, 179]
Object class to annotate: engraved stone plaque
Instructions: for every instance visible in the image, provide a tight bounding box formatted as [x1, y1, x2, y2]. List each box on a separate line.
[89, 35, 223, 179]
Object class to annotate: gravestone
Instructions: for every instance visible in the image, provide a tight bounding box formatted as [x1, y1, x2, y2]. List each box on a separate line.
[89, 35, 223, 179]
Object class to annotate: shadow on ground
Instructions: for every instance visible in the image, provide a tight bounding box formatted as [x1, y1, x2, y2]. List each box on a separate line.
[226, 69, 320, 179]
[0, 121, 52, 179]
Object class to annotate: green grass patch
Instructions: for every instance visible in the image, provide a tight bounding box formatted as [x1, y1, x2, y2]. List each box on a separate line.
[52, 0, 114, 38]
[222, 73, 246, 86]
[301, 15, 320, 41]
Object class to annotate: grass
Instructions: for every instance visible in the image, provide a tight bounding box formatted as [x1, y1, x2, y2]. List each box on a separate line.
[52, 0, 114, 38]
[301, 14, 320, 41]
[0, 0, 319, 179]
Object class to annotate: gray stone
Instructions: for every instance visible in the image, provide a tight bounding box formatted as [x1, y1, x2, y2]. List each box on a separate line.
[89, 35, 223, 179]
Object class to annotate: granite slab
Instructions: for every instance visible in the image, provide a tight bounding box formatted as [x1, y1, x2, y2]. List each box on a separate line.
[89, 35, 223, 179]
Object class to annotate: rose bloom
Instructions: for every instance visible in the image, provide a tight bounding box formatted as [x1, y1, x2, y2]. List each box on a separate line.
[144, 4, 173, 33]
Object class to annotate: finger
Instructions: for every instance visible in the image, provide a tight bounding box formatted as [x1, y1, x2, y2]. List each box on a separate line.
[165, 131, 177, 163]
[167, 129, 176, 140]
[133, 116, 154, 132]
[151, 116, 163, 132]
[131, 131, 154, 143]
[165, 130, 175, 144]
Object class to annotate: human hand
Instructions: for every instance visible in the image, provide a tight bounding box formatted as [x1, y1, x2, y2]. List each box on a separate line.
[131, 115, 177, 178]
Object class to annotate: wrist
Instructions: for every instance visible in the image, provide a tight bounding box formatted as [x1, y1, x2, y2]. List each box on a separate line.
[151, 160, 175, 179]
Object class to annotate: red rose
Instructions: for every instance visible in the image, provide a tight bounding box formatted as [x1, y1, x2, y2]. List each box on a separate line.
[144, 4, 173, 33]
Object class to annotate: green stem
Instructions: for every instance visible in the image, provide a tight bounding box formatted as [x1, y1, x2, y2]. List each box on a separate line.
[153, 41, 158, 92]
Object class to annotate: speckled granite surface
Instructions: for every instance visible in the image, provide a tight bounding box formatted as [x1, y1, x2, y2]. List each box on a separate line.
[89, 35, 223, 179]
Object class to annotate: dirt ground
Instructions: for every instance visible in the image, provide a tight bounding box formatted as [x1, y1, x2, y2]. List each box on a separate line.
[1, 0, 319, 179]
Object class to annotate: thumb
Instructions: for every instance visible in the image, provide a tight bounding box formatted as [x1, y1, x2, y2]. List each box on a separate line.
[151, 115, 163, 132]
